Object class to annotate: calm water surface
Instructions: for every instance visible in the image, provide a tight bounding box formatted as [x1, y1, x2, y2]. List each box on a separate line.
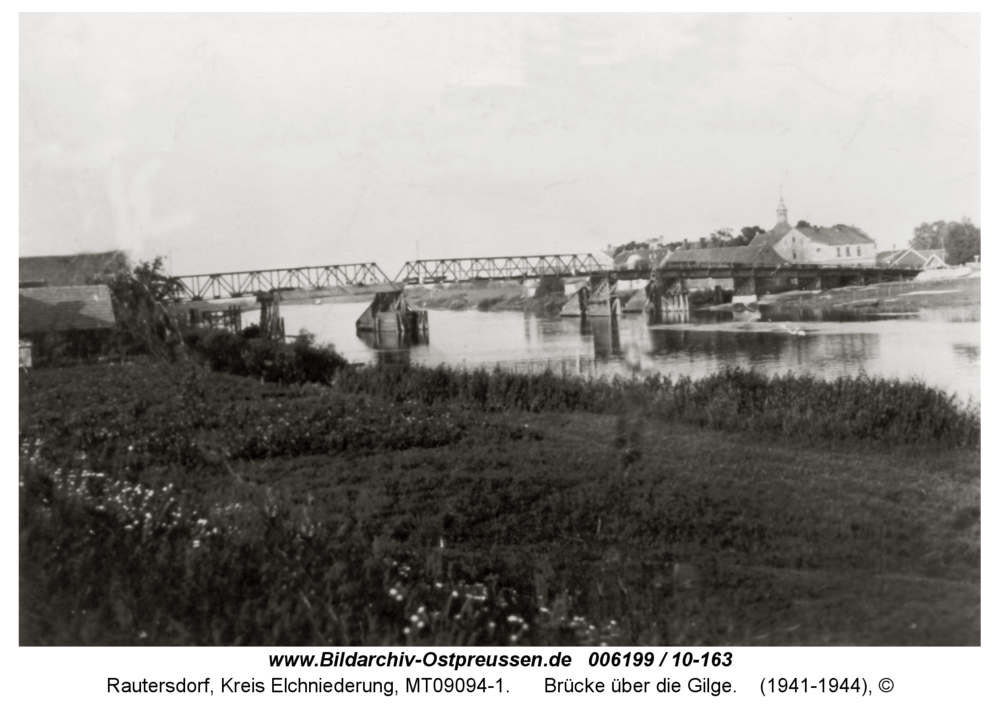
[280, 302, 980, 403]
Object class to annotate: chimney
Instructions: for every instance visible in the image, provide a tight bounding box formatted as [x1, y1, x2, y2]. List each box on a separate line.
[699, 237, 707, 249]
[683, 238, 689, 250]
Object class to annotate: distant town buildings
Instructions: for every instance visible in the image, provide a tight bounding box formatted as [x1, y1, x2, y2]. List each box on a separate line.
[750, 198, 877, 265]
[662, 197, 878, 267]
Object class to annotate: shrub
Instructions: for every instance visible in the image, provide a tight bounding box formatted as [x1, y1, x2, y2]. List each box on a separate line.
[189, 329, 348, 385]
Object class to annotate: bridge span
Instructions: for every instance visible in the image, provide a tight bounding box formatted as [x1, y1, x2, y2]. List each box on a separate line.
[171, 262, 392, 301]
[167, 256, 926, 326]
[393, 254, 623, 284]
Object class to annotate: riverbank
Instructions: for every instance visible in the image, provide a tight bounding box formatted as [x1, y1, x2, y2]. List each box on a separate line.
[20, 361, 979, 645]
[757, 271, 980, 315]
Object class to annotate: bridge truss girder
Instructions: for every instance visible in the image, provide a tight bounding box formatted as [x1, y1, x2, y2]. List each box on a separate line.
[394, 255, 614, 284]
[172, 263, 392, 302]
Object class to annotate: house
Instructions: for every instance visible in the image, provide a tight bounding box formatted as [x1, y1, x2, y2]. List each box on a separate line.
[876, 248, 947, 269]
[19, 285, 118, 365]
[746, 198, 877, 265]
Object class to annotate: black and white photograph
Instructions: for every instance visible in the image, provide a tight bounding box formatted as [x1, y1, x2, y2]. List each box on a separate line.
[19, 11, 980, 661]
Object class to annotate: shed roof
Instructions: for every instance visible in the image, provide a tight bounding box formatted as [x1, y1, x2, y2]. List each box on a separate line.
[19, 285, 117, 334]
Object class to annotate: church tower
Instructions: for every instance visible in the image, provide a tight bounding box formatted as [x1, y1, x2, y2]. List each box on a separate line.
[777, 192, 788, 225]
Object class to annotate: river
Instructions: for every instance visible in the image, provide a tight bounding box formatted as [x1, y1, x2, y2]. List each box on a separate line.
[279, 302, 980, 403]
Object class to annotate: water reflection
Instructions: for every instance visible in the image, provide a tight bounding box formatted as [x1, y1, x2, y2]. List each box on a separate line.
[761, 306, 916, 322]
[279, 301, 979, 401]
[952, 343, 980, 362]
[760, 303, 981, 324]
[580, 316, 622, 360]
[356, 330, 429, 366]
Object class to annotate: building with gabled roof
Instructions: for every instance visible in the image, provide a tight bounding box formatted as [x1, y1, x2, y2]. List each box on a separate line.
[746, 198, 877, 265]
[876, 248, 947, 269]
[19, 285, 118, 365]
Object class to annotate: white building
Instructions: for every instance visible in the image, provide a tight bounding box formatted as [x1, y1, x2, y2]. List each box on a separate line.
[749, 197, 878, 265]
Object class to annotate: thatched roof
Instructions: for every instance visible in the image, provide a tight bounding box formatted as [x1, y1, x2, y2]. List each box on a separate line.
[18, 251, 129, 288]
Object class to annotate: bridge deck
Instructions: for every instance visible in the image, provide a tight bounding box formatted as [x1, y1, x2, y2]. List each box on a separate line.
[171, 263, 393, 301]
[394, 255, 614, 284]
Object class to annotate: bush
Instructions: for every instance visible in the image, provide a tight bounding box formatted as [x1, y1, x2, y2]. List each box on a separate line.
[190, 329, 348, 385]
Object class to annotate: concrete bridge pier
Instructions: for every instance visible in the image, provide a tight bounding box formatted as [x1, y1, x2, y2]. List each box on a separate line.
[645, 277, 689, 316]
[356, 290, 429, 334]
[561, 275, 618, 317]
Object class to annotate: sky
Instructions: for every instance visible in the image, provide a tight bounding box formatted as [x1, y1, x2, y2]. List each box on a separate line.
[19, 13, 980, 278]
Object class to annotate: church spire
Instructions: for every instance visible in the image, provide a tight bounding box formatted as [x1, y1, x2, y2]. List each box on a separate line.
[777, 189, 788, 224]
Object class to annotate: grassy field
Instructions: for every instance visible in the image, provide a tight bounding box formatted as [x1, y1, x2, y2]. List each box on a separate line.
[19, 361, 979, 646]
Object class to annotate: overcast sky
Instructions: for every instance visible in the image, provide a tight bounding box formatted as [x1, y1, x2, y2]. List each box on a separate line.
[19, 13, 980, 277]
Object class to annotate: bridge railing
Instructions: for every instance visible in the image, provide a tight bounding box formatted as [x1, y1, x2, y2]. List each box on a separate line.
[172, 263, 393, 301]
[394, 254, 614, 283]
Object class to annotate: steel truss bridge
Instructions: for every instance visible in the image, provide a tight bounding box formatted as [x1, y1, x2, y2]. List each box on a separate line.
[172, 263, 392, 301]
[169, 255, 924, 302]
[393, 254, 617, 284]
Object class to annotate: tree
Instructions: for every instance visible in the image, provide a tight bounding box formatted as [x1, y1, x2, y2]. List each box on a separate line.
[944, 218, 980, 265]
[910, 219, 980, 264]
[795, 220, 812, 229]
[910, 221, 949, 250]
[612, 240, 650, 257]
[709, 228, 734, 247]
[96, 257, 186, 360]
[736, 226, 765, 246]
